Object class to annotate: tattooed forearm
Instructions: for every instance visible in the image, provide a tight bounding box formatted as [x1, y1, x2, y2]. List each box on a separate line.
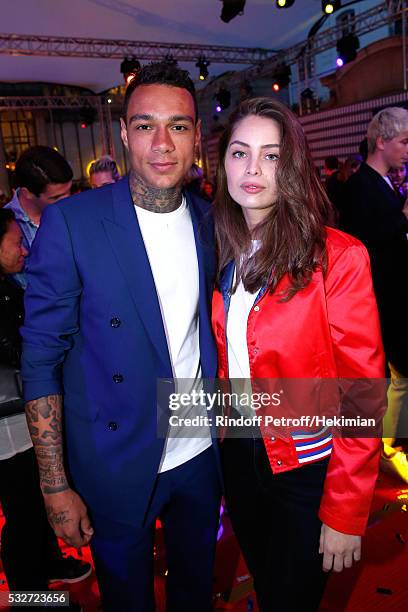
[130, 170, 182, 213]
[25, 395, 69, 494]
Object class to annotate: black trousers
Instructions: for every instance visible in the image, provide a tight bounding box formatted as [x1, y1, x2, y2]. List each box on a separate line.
[0, 447, 63, 590]
[221, 438, 329, 612]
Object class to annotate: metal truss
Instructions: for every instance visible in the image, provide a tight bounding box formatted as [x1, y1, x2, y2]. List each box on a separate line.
[302, 0, 399, 57]
[0, 33, 275, 64]
[0, 96, 101, 110]
[0, 95, 118, 156]
[198, 1, 401, 95]
[0, 1, 402, 101]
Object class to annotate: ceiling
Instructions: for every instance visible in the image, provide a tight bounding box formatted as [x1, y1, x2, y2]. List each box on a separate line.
[0, 0, 327, 92]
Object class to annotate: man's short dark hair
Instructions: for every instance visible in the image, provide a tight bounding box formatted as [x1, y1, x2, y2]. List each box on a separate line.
[324, 156, 339, 171]
[13, 146, 73, 197]
[0, 208, 16, 244]
[122, 60, 198, 123]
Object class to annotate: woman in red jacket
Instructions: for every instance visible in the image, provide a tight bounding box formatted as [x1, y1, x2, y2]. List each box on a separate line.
[212, 98, 385, 611]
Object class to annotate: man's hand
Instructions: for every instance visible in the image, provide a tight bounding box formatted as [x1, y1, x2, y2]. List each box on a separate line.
[25, 395, 93, 548]
[44, 488, 94, 548]
[319, 523, 361, 572]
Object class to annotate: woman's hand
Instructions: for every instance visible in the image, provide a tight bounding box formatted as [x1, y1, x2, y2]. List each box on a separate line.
[319, 523, 361, 572]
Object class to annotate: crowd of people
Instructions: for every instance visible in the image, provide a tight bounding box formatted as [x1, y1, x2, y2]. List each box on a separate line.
[323, 111, 408, 484]
[0, 60, 406, 612]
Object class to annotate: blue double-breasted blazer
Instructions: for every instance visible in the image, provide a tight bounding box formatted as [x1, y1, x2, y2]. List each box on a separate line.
[21, 176, 218, 525]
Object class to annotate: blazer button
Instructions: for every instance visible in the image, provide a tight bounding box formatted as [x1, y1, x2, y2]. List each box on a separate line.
[108, 421, 118, 431]
[254, 305, 260, 312]
[110, 317, 121, 328]
[113, 374, 124, 383]
[271, 436, 276, 442]
[277, 459, 282, 466]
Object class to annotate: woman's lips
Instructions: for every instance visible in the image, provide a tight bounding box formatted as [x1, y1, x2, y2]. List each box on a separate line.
[240, 183, 265, 194]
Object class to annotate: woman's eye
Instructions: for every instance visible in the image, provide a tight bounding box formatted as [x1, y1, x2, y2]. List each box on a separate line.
[265, 153, 279, 161]
[232, 151, 246, 158]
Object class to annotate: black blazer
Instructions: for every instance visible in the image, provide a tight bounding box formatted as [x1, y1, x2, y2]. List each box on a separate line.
[340, 162, 408, 375]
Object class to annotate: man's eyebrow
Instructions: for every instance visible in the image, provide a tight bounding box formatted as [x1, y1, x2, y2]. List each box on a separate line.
[168, 114, 195, 124]
[229, 140, 280, 149]
[128, 113, 194, 125]
[128, 113, 153, 124]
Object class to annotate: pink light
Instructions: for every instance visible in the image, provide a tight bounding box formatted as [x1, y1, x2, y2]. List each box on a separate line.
[336, 57, 344, 67]
[216, 105, 222, 112]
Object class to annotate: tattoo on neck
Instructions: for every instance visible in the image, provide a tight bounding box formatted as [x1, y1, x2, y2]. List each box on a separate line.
[130, 171, 182, 213]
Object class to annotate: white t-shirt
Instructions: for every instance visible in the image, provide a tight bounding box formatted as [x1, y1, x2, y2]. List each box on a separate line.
[227, 242, 260, 379]
[135, 197, 212, 472]
[227, 277, 257, 379]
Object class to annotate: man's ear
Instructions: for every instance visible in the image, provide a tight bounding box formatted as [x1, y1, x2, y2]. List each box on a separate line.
[120, 117, 129, 150]
[194, 118, 202, 150]
[20, 186, 35, 200]
[376, 136, 385, 152]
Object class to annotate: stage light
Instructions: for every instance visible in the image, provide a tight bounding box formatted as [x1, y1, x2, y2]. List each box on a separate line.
[215, 87, 231, 112]
[80, 107, 96, 129]
[196, 57, 210, 81]
[120, 57, 141, 85]
[271, 64, 291, 92]
[276, 0, 295, 8]
[322, 1, 341, 14]
[220, 0, 246, 23]
[107, 97, 112, 104]
[336, 33, 359, 65]
[336, 57, 344, 67]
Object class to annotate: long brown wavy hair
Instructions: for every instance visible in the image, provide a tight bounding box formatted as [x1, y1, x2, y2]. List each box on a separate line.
[214, 97, 331, 300]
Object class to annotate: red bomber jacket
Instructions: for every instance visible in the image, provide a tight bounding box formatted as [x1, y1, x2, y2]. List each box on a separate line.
[212, 227, 385, 535]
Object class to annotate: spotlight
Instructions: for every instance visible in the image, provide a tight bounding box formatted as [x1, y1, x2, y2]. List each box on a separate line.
[271, 64, 291, 91]
[164, 54, 177, 66]
[196, 57, 210, 81]
[120, 57, 141, 85]
[336, 33, 359, 65]
[322, 1, 341, 14]
[215, 87, 231, 112]
[80, 107, 97, 129]
[301, 88, 315, 100]
[276, 0, 295, 8]
[220, 0, 246, 23]
[300, 88, 316, 114]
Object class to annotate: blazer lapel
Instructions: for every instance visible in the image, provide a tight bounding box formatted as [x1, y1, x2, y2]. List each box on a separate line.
[186, 192, 217, 378]
[102, 176, 172, 376]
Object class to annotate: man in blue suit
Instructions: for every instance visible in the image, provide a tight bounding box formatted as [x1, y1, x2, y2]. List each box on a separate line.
[21, 61, 221, 612]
